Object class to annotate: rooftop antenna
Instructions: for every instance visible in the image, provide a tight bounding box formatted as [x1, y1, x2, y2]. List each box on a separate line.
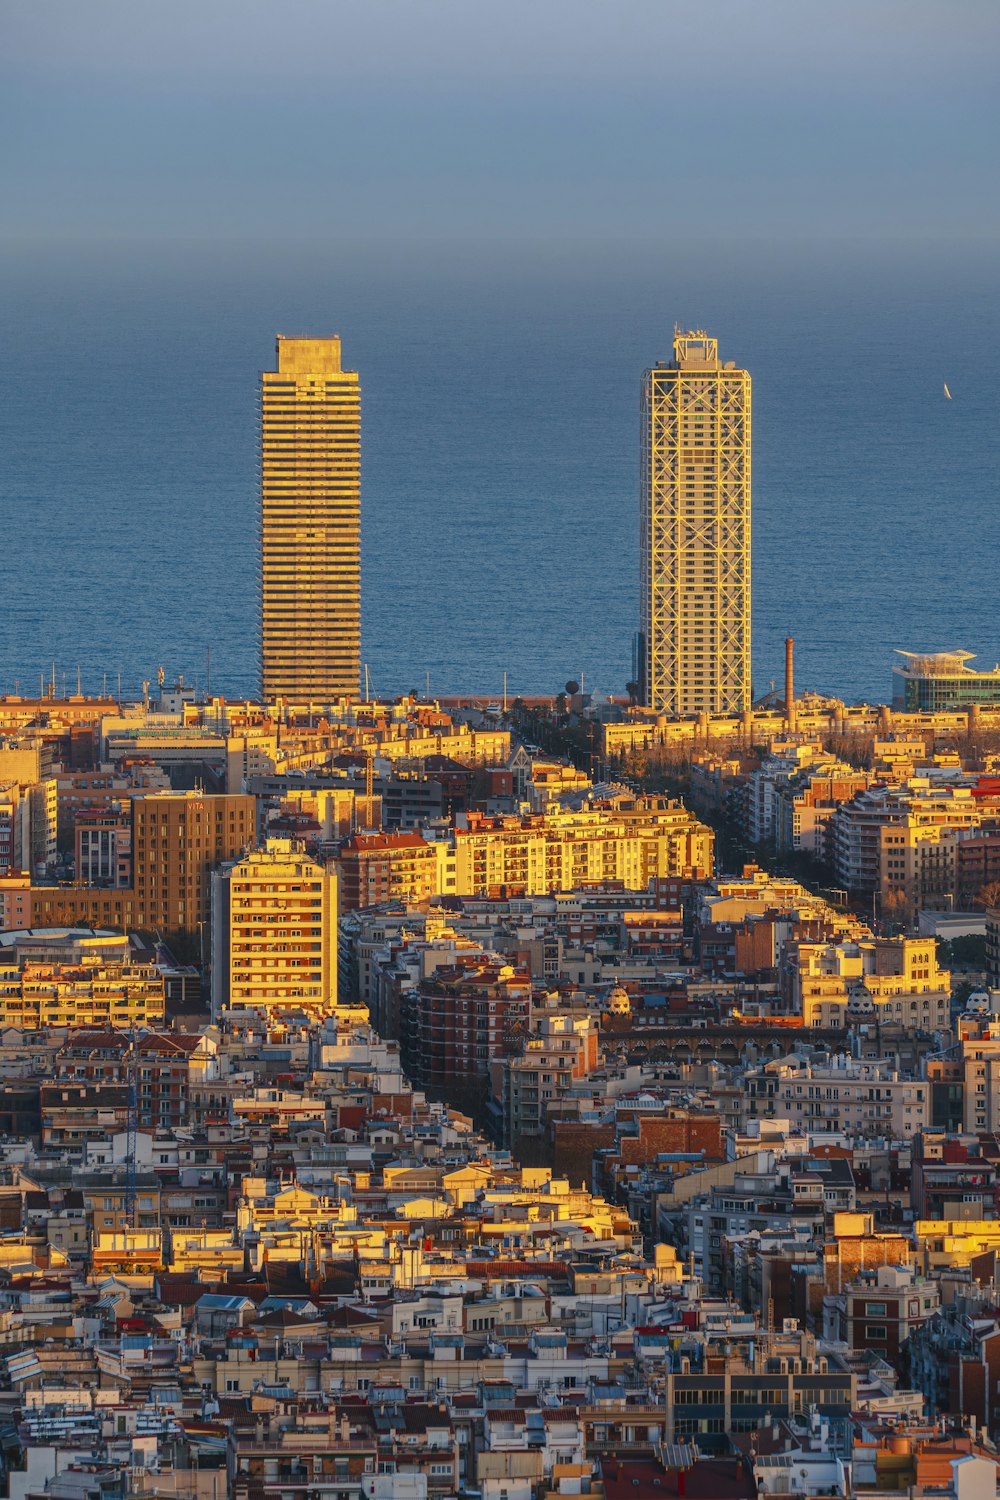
[206, 645, 211, 699]
[76, 665, 81, 696]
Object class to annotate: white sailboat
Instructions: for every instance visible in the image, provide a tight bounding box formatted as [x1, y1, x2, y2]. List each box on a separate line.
[944, 382, 952, 399]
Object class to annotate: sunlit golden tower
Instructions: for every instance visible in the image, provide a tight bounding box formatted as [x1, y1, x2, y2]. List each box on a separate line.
[260, 336, 361, 705]
[639, 331, 751, 716]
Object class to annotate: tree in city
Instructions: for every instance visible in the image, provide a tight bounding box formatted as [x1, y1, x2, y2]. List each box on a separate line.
[622, 747, 649, 782]
[978, 881, 1000, 911]
[881, 885, 911, 928]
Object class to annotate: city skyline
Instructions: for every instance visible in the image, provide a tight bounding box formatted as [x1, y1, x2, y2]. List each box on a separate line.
[3, 2, 997, 705]
[0, 301, 992, 711]
[2, 7, 1000, 1484]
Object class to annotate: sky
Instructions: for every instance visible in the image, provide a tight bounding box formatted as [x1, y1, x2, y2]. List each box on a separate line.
[3, 0, 998, 247]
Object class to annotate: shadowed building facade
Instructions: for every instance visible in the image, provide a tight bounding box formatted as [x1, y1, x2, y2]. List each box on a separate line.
[639, 331, 751, 716]
[260, 336, 361, 706]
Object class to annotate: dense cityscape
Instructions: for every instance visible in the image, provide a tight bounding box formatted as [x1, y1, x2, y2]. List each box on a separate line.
[1, 313, 1000, 1500]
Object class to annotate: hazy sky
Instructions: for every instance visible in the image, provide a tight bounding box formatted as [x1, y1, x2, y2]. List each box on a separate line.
[4, 0, 998, 245]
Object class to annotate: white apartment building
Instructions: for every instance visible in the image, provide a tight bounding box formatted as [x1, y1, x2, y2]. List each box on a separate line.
[760, 1057, 930, 1140]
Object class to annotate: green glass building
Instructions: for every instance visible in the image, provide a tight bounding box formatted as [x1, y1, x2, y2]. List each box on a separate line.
[893, 651, 1000, 711]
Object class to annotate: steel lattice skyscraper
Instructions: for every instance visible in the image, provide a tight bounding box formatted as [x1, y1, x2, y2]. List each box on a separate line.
[260, 336, 361, 706]
[639, 331, 751, 716]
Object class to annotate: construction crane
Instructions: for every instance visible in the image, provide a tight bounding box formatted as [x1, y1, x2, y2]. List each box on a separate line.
[355, 749, 378, 832]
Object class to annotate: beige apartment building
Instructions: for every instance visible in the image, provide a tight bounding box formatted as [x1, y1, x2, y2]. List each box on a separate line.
[215, 839, 337, 1014]
[0, 777, 57, 877]
[957, 1019, 1000, 1135]
[834, 781, 986, 899]
[879, 813, 996, 915]
[639, 331, 751, 716]
[501, 1013, 600, 1148]
[335, 800, 713, 911]
[784, 935, 950, 1031]
[452, 801, 713, 896]
[763, 1058, 930, 1140]
[260, 335, 361, 706]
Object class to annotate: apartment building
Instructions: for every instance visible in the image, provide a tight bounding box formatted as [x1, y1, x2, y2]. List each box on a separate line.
[833, 780, 991, 901]
[75, 804, 131, 887]
[337, 832, 440, 913]
[957, 1017, 1000, 1135]
[453, 800, 713, 898]
[751, 1057, 930, 1140]
[0, 960, 165, 1029]
[774, 762, 872, 858]
[783, 935, 950, 1031]
[0, 779, 57, 877]
[30, 790, 255, 951]
[399, 958, 532, 1093]
[213, 838, 337, 1014]
[503, 1013, 600, 1148]
[131, 790, 256, 944]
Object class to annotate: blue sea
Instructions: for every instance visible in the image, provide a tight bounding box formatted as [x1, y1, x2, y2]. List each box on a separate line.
[1, 235, 997, 707]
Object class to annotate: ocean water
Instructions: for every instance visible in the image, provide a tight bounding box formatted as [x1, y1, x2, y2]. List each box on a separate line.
[0, 235, 997, 707]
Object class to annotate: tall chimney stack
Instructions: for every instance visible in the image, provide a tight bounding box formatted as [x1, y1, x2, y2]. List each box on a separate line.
[785, 637, 796, 730]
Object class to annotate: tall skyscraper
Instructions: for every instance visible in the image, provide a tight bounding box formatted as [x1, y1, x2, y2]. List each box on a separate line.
[260, 335, 361, 706]
[639, 331, 751, 717]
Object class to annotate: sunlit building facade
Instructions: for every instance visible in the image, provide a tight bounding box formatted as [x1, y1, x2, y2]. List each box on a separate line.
[260, 336, 361, 706]
[214, 838, 337, 1014]
[639, 331, 751, 716]
[893, 651, 1000, 711]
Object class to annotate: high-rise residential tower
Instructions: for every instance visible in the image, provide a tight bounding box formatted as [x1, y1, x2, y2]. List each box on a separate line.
[639, 331, 751, 716]
[260, 336, 361, 706]
[210, 838, 337, 1016]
